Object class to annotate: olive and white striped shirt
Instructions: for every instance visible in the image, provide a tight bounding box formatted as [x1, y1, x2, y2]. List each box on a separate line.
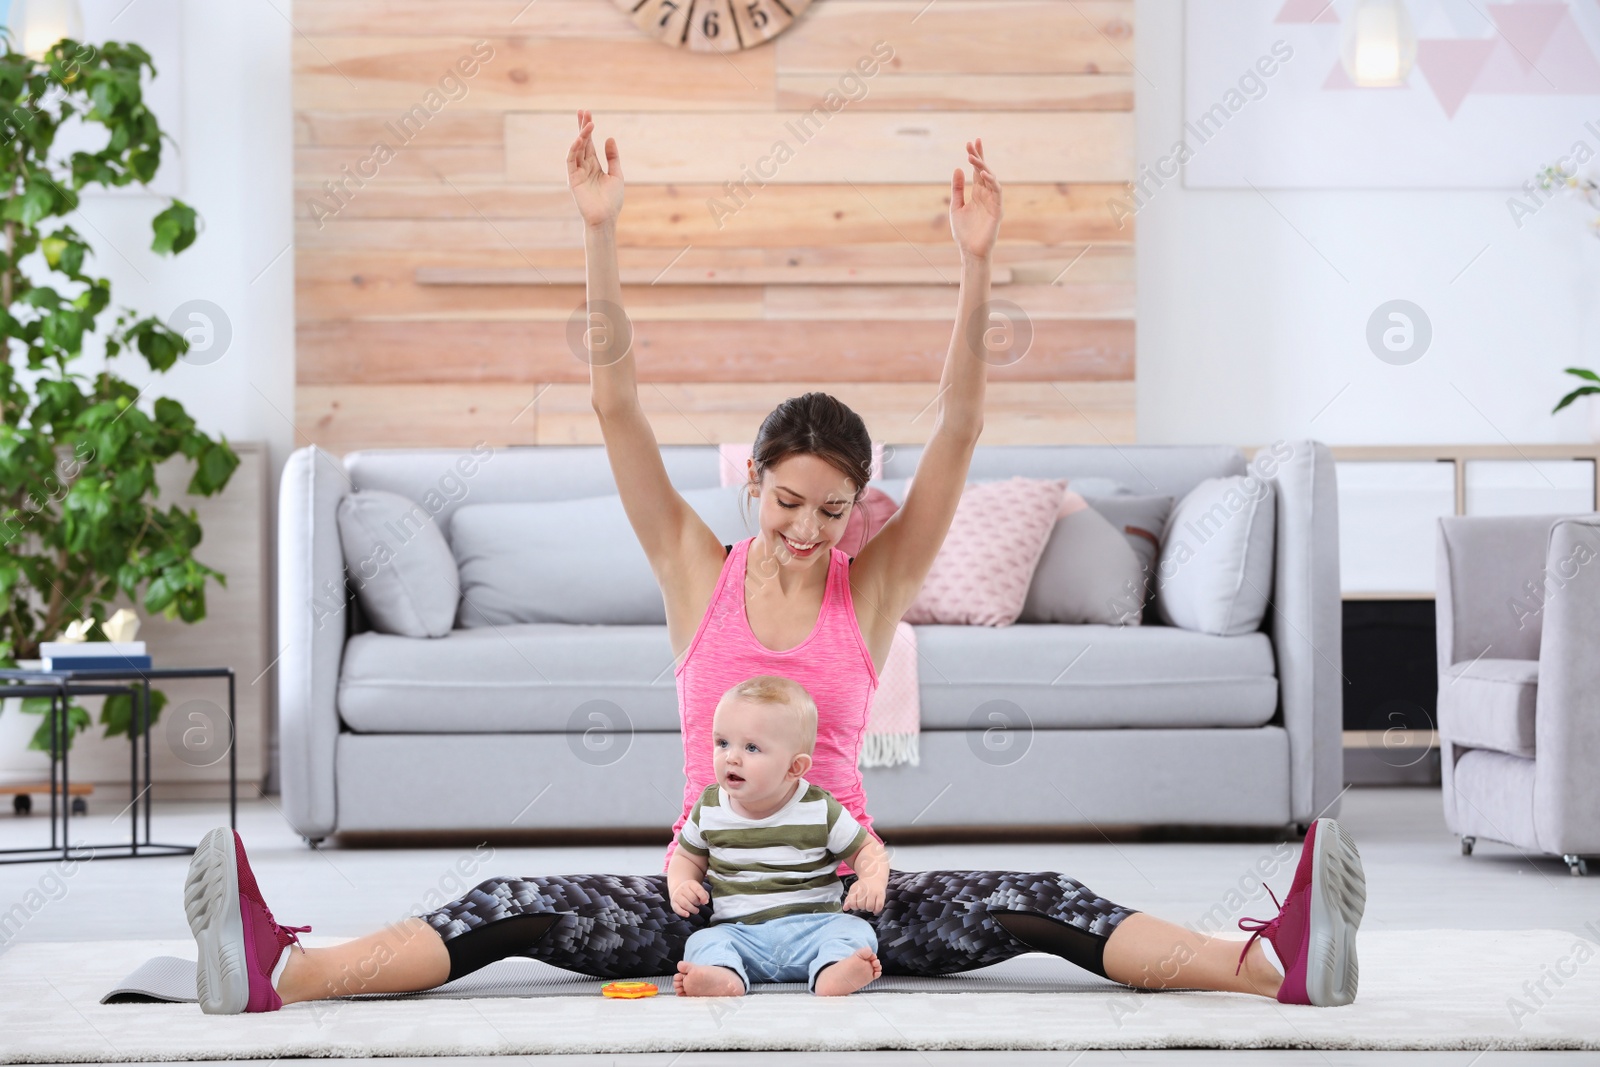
[676, 777, 870, 925]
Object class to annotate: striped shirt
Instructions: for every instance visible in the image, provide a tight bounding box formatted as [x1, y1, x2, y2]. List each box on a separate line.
[676, 777, 870, 925]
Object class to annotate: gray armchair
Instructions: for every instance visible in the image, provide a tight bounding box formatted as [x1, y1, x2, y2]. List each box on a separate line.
[1435, 513, 1600, 875]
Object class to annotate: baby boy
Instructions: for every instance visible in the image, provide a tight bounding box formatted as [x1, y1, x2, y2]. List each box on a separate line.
[668, 674, 889, 996]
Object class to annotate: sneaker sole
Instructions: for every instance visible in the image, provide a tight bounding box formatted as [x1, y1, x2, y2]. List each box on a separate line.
[183, 827, 249, 1015]
[1304, 817, 1367, 1007]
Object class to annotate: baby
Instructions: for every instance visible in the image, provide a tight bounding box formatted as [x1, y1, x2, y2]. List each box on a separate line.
[668, 674, 889, 997]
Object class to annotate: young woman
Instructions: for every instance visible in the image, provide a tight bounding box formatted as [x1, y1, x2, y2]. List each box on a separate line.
[182, 110, 1366, 1015]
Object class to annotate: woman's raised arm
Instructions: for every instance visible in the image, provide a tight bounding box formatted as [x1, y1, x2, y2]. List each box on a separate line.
[568, 110, 719, 583]
[852, 139, 1003, 622]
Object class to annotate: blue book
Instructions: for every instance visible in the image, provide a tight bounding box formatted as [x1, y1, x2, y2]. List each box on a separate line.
[43, 655, 153, 672]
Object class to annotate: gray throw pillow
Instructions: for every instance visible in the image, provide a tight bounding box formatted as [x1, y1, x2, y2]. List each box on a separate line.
[451, 485, 759, 627]
[1019, 505, 1146, 625]
[1069, 477, 1132, 498]
[335, 490, 461, 638]
[1018, 495, 1172, 625]
[1156, 476, 1276, 636]
[1084, 494, 1174, 591]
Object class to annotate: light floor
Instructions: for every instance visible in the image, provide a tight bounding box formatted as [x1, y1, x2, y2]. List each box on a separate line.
[2, 786, 1598, 1066]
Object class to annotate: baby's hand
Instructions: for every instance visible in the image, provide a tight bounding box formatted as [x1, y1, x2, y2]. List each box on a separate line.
[670, 878, 709, 918]
[843, 879, 885, 914]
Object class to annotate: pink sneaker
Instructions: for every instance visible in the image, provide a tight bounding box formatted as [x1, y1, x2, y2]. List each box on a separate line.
[1236, 817, 1366, 1006]
[183, 827, 312, 1014]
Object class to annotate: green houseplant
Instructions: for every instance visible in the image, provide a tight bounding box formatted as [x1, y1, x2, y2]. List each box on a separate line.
[0, 36, 238, 756]
[1552, 367, 1600, 418]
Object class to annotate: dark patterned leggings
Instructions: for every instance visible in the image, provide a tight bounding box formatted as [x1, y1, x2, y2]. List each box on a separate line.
[421, 869, 1138, 985]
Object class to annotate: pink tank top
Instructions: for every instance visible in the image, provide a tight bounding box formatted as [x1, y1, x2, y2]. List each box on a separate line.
[666, 536, 882, 873]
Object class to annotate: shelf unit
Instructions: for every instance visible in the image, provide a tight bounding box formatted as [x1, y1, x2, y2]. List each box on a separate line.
[1248, 444, 1599, 777]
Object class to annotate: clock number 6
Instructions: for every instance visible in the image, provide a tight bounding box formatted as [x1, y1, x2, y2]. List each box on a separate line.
[702, 6, 720, 35]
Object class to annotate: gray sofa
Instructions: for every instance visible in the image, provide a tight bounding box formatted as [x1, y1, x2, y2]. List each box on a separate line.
[277, 441, 1344, 844]
[1436, 513, 1600, 874]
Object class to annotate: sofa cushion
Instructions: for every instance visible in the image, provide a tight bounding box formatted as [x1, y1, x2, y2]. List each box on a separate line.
[914, 624, 1279, 729]
[1438, 657, 1538, 759]
[872, 475, 1127, 505]
[339, 623, 682, 733]
[1156, 475, 1276, 636]
[335, 489, 460, 638]
[339, 621, 1279, 734]
[450, 485, 757, 627]
[902, 477, 1067, 626]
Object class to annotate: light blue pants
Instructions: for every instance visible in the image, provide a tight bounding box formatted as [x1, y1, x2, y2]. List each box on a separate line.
[682, 911, 877, 993]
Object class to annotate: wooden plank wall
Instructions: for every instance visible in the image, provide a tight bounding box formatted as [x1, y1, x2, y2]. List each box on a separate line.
[293, 0, 1136, 453]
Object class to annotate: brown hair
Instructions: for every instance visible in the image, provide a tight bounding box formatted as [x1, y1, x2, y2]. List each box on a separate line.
[718, 674, 819, 754]
[742, 392, 872, 519]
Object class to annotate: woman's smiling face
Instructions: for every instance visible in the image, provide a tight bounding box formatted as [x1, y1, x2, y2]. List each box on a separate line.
[748, 453, 859, 564]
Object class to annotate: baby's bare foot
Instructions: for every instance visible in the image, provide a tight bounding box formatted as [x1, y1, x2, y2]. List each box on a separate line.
[673, 960, 745, 997]
[813, 947, 882, 996]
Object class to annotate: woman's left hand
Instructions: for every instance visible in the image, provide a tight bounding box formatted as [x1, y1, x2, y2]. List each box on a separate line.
[949, 138, 1002, 260]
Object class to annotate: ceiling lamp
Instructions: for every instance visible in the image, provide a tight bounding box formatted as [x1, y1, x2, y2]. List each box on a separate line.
[1341, 0, 1417, 88]
[6, 0, 85, 60]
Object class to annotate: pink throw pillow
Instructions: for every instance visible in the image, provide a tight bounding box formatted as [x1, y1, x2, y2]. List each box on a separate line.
[836, 487, 899, 557]
[1058, 488, 1089, 517]
[903, 477, 1068, 626]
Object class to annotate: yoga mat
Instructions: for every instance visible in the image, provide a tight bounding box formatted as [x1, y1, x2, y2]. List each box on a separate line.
[103, 951, 1123, 1003]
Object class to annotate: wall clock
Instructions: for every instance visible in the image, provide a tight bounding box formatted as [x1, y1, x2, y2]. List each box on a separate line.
[616, 0, 812, 51]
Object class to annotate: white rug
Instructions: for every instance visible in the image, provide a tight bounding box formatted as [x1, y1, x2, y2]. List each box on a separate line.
[3, 930, 1599, 1060]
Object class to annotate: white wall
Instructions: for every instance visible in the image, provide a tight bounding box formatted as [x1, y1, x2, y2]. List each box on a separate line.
[1136, 0, 1600, 446]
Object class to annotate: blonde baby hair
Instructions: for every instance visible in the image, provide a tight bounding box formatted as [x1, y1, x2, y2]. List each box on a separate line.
[718, 675, 819, 755]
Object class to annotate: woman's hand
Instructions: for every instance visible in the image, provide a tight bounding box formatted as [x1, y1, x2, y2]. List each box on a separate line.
[567, 108, 624, 228]
[670, 877, 709, 918]
[949, 138, 1002, 261]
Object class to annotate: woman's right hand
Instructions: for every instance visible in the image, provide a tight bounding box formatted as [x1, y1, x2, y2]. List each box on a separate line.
[567, 108, 624, 228]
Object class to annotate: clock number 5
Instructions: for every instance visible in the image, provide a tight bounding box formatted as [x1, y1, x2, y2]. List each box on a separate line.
[747, 1, 768, 28]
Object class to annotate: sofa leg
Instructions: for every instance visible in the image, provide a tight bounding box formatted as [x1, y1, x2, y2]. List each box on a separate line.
[1564, 854, 1588, 877]
[303, 835, 326, 850]
[1461, 836, 1475, 857]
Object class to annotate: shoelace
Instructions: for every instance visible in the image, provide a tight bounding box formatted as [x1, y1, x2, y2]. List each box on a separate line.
[276, 923, 313, 952]
[1234, 884, 1283, 976]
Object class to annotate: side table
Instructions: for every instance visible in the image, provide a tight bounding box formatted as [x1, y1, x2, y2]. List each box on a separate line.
[0, 667, 238, 864]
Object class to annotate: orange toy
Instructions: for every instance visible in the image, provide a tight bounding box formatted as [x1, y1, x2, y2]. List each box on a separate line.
[600, 980, 660, 999]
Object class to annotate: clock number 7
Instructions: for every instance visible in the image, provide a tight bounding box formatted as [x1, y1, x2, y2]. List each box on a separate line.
[657, 0, 677, 27]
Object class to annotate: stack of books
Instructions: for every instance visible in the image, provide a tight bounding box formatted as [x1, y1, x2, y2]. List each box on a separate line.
[40, 642, 152, 672]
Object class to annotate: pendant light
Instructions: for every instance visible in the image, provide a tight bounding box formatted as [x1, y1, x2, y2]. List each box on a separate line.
[6, 0, 86, 60]
[1340, 0, 1417, 88]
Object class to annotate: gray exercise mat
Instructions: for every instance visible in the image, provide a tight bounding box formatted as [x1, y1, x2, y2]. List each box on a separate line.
[103, 954, 1124, 1004]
